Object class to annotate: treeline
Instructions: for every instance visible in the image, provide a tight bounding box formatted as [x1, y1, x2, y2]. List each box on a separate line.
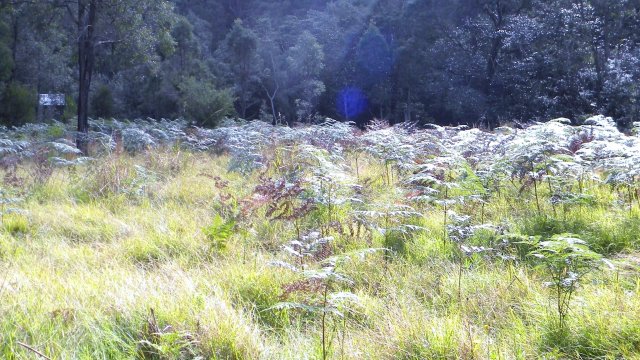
[1, 0, 639, 128]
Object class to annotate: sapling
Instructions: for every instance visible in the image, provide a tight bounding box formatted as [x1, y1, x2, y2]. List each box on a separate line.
[270, 249, 383, 360]
[199, 174, 239, 219]
[447, 214, 494, 302]
[542, 156, 598, 220]
[495, 233, 539, 287]
[353, 203, 423, 256]
[505, 139, 567, 216]
[283, 231, 334, 270]
[271, 266, 353, 360]
[528, 234, 603, 329]
[406, 154, 463, 244]
[472, 169, 499, 224]
[297, 144, 354, 235]
[362, 122, 419, 186]
[605, 172, 639, 214]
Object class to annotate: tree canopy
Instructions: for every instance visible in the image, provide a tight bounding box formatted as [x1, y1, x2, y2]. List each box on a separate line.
[1, 0, 639, 128]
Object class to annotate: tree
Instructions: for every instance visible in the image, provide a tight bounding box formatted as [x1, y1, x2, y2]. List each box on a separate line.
[171, 17, 197, 74]
[255, 20, 326, 125]
[355, 24, 394, 120]
[62, 0, 175, 151]
[287, 31, 325, 122]
[217, 19, 262, 119]
[0, 14, 13, 123]
[256, 21, 285, 125]
[529, 234, 602, 329]
[2, 0, 640, 128]
[0, 17, 13, 84]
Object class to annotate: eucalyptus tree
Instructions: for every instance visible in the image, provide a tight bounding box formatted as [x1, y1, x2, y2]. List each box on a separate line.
[254, 20, 287, 125]
[46, 0, 176, 151]
[0, 1, 73, 125]
[216, 19, 262, 119]
[287, 31, 325, 122]
[257, 20, 326, 125]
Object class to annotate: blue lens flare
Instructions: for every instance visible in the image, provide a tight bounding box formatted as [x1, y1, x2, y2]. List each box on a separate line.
[337, 87, 368, 119]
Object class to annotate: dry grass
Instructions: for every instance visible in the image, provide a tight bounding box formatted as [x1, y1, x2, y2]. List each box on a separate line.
[0, 149, 638, 359]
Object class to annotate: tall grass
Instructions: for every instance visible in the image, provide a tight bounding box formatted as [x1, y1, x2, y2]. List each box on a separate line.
[0, 118, 639, 359]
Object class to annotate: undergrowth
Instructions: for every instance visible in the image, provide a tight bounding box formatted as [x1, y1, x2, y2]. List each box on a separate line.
[0, 117, 639, 359]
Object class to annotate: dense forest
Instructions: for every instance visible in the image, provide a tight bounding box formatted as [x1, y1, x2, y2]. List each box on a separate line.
[1, 0, 640, 129]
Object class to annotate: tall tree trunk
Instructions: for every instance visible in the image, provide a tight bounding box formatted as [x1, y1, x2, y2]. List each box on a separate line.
[403, 88, 412, 123]
[482, 0, 506, 129]
[485, 37, 501, 93]
[263, 84, 278, 126]
[268, 92, 277, 125]
[239, 95, 247, 119]
[239, 77, 248, 119]
[10, 13, 17, 82]
[77, 0, 97, 153]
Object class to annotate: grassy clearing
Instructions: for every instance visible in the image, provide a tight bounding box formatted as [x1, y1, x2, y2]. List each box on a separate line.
[0, 119, 640, 359]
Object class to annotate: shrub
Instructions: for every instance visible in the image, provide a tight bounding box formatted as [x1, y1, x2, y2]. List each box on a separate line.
[203, 214, 235, 252]
[1, 82, 36, 126]
[529, 234, 603, 329]
[178, 77, 235, 127]
[46, 123, 65, 138]
[62, 94, 77, 123]
[92, 85, 115, 118]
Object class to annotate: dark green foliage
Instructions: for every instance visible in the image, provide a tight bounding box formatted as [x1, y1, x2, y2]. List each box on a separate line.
[356, 24, 393, 82]
[0, 45, 12, 84]
[63, 95, 77, 123]
[177, 77, 234, 127]
[1, 83, 35, 126]
[2, 0, 640, 127]
[520, 215, 640, 255]
[203, 214, 235, 252]
[216, 19, 261, 119]
[0, 20, 12, 84]
[171, 17, 198, 73]
[92, 85, 115, 118]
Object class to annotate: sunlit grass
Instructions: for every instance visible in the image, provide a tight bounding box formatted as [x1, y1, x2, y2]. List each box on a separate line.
[0, 148, 638, 359]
